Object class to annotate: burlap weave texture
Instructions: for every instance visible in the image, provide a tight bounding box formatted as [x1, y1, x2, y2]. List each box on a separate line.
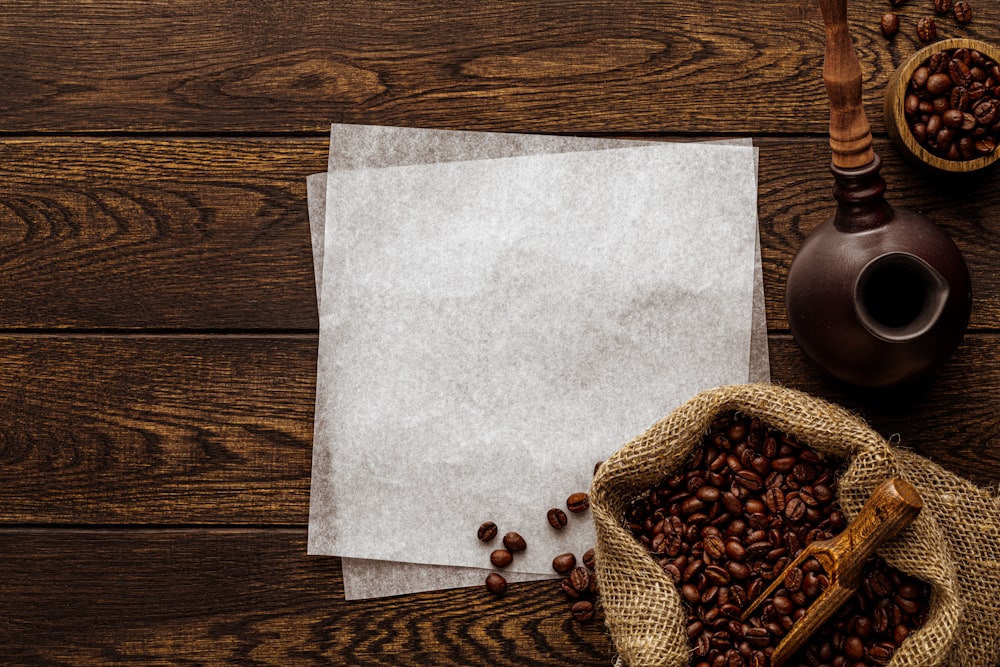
[590, 383, 1000, 667]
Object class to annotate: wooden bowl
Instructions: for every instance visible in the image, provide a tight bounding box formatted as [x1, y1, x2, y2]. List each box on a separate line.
[885, 38, 1000, 173]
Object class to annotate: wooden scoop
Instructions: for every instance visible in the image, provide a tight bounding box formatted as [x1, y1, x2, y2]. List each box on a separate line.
[741, 478, 923, 667]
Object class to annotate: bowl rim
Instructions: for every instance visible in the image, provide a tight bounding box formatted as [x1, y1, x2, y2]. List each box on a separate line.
[886, 37, 1000, 173]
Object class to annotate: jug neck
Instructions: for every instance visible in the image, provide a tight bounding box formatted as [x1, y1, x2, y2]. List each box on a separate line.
[831, 154, 895, 232]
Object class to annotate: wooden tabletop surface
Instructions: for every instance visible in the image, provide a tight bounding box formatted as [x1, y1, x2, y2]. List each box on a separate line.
[3, 1, 999, 664]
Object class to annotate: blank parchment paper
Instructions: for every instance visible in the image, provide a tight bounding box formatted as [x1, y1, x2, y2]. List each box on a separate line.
[308, 125, 768, 599]
[308, 141, 759, 577]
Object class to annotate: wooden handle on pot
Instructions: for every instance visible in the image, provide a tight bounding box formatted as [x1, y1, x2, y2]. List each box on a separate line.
[819, 0, 876, 168]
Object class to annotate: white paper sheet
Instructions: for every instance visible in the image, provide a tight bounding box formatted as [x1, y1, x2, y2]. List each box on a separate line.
[308, 139, 760, 582]
[307, 126, 768, 599]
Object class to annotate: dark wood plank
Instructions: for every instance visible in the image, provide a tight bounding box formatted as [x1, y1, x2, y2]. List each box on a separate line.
[0, 138, 323, 330]
[769, 335, 1000, 489]
[1, 334, 1000, 526]
[0, 335, 316, 525]
[0, 528, 611, 665]
[2, 0, 996, 133]
[2, 137, 1000, 330]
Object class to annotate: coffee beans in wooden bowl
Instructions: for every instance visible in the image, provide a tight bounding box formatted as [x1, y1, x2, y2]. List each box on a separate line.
[886, 38, 1000, 172]
[624, 412, 931, 667]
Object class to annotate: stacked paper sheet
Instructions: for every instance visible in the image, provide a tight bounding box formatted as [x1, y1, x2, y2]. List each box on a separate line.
[306, 125, 767, 600]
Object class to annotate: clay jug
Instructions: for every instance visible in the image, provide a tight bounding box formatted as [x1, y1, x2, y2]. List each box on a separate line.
[784, 0, 971, 388]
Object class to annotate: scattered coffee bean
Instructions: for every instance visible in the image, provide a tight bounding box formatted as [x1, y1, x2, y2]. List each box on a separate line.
[485, 572, 508, 595]
[880, 12, 900, 37]
[503, 531, 527, 552]
[569, 566, 591, 593]
[571, 599, 595, 621]
[582, 548, 596, 570]
[954, 0, 973, 23]
[934, 0, 953, 13]
[566, 491, 590, 513]
[552, 552, 577, 574]
[917, 16, 937, 42]
[477, 521, 498, 542]
[547, 507, 568, 530]
[490, 548, 513, 568]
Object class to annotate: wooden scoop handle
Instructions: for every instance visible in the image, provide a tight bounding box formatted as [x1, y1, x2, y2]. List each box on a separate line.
[819, 0, 876, 168]
[766, 478, 922, 667]
[829, 477, 923, 586]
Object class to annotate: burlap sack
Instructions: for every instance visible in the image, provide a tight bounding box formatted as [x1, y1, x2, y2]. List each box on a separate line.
[591, 383, 1000, 667]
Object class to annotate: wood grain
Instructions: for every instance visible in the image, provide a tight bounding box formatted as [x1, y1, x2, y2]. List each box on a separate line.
[2, 137, 1000, 330]
[2, 334, 999, 526]
[0, 335, 315, 524]
[0, 138, 323, 330]
[0, 528, 613, 665]
[2, 0, 996, 134]
[3, 1, 999, 663]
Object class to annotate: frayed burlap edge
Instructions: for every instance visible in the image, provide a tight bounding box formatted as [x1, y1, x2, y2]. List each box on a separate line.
[591, 383, 1000, 667]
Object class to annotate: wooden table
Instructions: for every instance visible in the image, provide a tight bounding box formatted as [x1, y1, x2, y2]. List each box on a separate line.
[2, 1, 998, 664]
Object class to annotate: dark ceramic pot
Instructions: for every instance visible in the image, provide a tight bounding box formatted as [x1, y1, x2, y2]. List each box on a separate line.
[785, 156, 971, 388]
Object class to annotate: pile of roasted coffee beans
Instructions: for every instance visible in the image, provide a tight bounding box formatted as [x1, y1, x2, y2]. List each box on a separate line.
[625, 412, 931, 667]
[903, 46, 1000, 160]
[479, 487, 600, 623]
[880, 0, 974, 41]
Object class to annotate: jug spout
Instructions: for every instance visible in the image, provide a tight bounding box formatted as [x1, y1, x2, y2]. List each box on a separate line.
[854, 252, 950, 343]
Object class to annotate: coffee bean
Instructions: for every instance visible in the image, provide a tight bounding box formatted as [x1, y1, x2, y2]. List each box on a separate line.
[745, 540, 772, 559]
[917, 17, 937, 43]
[725, 539, 747, 561]
[954, 0, 972, 23]
[950, 59, 972, 87]
[552, 552, 577, 574]
[785, 497, 807, 522]
[582, 547, 595, 570]
[503, 531, 527, 552]
[764, 487, 785, 513]
[705, 564, 732, 586]
[547, 507, 568, 529]
[772, 595, 794, 615]
[934, 0, 953, 12]
[869, 642, 895, 665]
[880, 12, 899, 38]
[663, 562, 682, 583]
[951, 86, 970, 111]
[783, 566, 804, 592]
[844, 635, 865, 661]
[727, 561, 751, 581]
[477, 521, 498, 542]
[735, 470, 764, 492]
[490, 549, 513, 568]
[569, 566, 590, 592]
[697, 485, 722, 503]
[974, 99, 998, 125]
[571, 599, 595, 622]
[485, 572, 507, 595]
[704, 534, 726, 560]
[770, 456, 797, 473]
[566, 491, 590, 513]
[926, 72, 952, 95]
